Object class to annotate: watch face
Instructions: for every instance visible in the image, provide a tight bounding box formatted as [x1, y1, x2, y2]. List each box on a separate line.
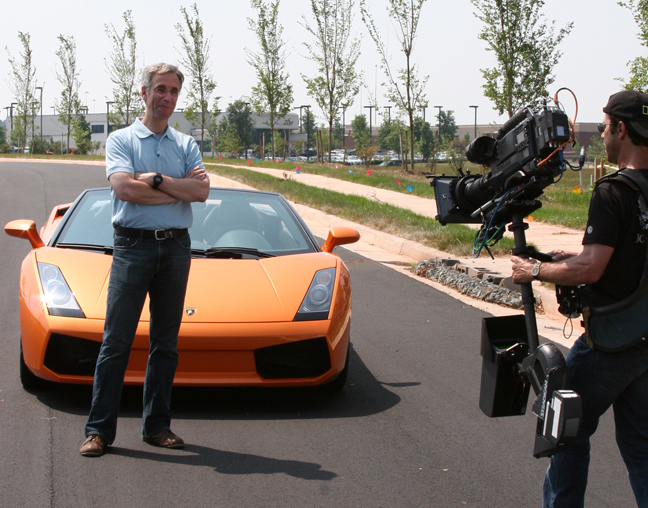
[532, 265, 540, 277]
[153, 174, 163, 188]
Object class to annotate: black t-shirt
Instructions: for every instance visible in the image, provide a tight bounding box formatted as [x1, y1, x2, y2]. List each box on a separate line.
[583, 170, 648, 303]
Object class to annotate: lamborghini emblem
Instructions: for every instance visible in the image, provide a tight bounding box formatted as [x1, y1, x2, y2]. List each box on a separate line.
[185, 308, 197, 316]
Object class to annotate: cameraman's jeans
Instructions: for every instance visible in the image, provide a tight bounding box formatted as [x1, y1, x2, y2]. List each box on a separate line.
[84, 232, 191, 445]
[542, 335, 648, 508]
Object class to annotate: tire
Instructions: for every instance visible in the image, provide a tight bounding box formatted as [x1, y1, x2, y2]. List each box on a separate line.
[20, 339, 46, 390]
[325, 344, 350, 392]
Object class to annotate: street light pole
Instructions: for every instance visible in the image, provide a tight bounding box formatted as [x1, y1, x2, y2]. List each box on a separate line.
[364, 105, 376, 144]
[469, 105, 479, 140]
[106, 101, 115, 134]
[10, 102, 18, 133]
[35, 86, 43, 141]
[383, 105, 392, 123]
[434, 105, 443, 147]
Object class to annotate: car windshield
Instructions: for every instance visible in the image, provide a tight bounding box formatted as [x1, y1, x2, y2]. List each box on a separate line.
[55, 188, 318, 257]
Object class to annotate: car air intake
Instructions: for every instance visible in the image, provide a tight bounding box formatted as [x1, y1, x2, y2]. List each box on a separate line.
[44, 334, 101, 377]
[254, 337, 331, 379]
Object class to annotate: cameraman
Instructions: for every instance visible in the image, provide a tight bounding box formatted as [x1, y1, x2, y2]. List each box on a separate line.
[511, 90, 648, 508]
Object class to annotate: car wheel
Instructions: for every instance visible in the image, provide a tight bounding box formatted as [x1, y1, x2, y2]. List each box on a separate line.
[325, 344, 350, 392]
[20, 339, 46, 390]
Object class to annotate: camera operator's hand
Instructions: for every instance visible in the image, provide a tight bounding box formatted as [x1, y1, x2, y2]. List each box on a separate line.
[511, 256, 537, 284]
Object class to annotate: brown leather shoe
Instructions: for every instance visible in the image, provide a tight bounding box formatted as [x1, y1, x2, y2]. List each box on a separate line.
[143, 429, 184, 449]
[80, 435, 107, 457]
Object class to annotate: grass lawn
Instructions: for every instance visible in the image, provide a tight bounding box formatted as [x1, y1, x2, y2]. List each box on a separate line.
[209, 156, 597, 231]
[206, 163, 515, 258]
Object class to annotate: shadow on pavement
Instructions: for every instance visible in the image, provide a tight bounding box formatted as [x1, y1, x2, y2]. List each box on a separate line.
[108, 443, 337, 480]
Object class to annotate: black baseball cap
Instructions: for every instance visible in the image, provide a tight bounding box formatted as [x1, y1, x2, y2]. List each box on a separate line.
[603, 90, 648, 138]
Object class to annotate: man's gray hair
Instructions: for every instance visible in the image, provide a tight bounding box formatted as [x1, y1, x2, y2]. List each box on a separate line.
[141, 63, 184, 90]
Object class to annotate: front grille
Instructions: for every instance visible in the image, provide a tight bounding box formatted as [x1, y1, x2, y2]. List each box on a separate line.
[254, 337, 331, 379]
[44, 334, 101, 376]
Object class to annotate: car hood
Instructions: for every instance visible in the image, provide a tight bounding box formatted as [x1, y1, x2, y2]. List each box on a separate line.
[35, 248, 337, 323]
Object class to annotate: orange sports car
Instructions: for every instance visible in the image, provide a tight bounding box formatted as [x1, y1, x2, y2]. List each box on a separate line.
[6, 187, 359, 390]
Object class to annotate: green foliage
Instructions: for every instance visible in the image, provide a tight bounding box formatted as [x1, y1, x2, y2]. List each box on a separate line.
[6, 31, 38, 151]
[226, 100, 254, 148]
[416, 120, 435, 160]
[588, 135, 607, 160]
[360, 0, 429, 170]
[246, 0, 294, 160]
[72, 115, 92, 154]
[351, 114, 370, 150]
[471, 0, 573, 117]
[619, 0, 648, 92]
[105, 10, 144, 128]
[304, 109, 316, 151]
[176, 3, 218, 152]
[55, 34, 82, 152]
[301, 0, 361, 161]
[438, 110, 457, 145]
[29, 136, 48, 154]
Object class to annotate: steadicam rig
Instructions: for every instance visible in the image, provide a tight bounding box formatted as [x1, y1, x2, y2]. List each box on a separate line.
[428, 90, 584, 458]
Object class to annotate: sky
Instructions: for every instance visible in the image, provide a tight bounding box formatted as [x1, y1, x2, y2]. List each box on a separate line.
[1, 0, 644, 129]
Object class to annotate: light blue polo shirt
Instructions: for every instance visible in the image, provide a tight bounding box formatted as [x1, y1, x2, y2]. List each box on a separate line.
[106, 119, 205, 229]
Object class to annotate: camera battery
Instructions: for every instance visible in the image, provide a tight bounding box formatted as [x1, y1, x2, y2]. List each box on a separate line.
[541, 390, 581, 446]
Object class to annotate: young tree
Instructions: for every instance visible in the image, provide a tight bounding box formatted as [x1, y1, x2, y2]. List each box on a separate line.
[415, 120, 435, 161]
[105, 10, 143, 130]
[438, 110, 458, 146]
[360, 0, 429, 172]
[226, 100, 255, 153]
[246, 0, 294, 160]
[301, 0, 361, 163]
[6, 32, 38, 151]
[304, 109, 316, 153]
[55, 34, 82, 154]
[619, 0, 648, 92]
[72, 115, 93, 154]
[176, 3, 218, 153]
[351, 114, 370, 151]
[471, 0, 573, 118]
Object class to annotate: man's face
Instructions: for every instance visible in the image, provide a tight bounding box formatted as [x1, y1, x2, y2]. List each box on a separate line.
[601, 114, 620, 164]
[142, 72, 181, 121]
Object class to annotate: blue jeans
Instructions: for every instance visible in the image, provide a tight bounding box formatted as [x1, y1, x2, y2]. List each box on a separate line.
[84, 232, 191, 445]
[543, 335, 648, 507]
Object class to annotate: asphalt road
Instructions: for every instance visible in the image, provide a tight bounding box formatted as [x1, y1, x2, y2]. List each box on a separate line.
[0, 161, 634, 507]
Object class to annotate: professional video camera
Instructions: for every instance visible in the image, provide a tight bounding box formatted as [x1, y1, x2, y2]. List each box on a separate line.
[428, 91, 584, 458]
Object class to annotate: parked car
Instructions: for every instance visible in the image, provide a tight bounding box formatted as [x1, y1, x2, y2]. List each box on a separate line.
[378, 159, 402, 167]
[6, 187, 359, 391]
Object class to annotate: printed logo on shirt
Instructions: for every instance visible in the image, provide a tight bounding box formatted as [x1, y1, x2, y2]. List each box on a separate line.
[587, 226, 593, 235]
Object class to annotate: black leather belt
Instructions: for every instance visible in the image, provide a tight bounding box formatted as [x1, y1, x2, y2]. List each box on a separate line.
[114, 226, 189, 240]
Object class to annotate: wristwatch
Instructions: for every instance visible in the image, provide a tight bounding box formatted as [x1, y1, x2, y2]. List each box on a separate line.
[152, 173, 163, 190]
[532, 262, 542, 280]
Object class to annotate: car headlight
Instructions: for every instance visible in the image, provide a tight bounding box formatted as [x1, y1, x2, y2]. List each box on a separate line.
[294, 268, 336, 321]
[37, 262, 85, 318]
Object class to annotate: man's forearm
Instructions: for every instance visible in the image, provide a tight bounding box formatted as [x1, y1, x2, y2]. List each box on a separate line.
[156, 174, 210, 203]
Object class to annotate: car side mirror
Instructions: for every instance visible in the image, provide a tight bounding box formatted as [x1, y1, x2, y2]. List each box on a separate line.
[5, 220, 45, 249]
[321, 227, 360, 253]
